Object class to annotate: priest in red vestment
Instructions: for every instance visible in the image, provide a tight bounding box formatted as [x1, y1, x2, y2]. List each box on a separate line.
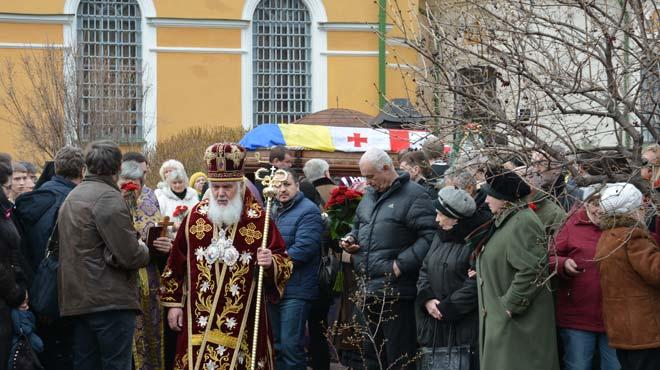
[160, 142, 293, 370]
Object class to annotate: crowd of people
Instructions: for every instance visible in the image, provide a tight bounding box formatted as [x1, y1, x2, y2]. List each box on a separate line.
[0, 138, 659, 370]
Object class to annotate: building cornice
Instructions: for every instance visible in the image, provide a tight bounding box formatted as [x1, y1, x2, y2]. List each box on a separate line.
[318, 22, 392, 32]
[322, 50, 380, 56]
[150, 46, 246, 54]
[146, 17, 249, 29]
[0, 13, 73, 24]
[0, 42, 66, 49]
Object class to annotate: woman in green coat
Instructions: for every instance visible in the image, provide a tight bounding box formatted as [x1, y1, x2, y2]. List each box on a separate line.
[473, 166, 559, 370]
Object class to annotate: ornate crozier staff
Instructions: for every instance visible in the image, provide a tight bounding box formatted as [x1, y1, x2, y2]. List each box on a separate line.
[250, 167, 288, 370]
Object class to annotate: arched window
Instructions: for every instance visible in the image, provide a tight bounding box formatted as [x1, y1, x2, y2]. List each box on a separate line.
[77, 0, 143, 141]
[252, 0, 311, 125]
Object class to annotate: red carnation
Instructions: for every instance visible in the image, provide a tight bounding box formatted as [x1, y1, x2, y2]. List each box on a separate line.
[173, 205, 189, 218]
[121, 182, 140, 192]
[528, 202, 538, 211]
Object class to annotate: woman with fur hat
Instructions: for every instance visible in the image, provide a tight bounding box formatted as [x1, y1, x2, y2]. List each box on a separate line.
[596, 183, 660, 370]
[473, 165, 559, 370]
[416, 186, 492, 370]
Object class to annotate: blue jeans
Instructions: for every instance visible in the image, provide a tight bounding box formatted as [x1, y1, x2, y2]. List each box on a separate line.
[71, 310, 136, 370]
[560, 328, 620, 370]
[268, 298, 312, 370]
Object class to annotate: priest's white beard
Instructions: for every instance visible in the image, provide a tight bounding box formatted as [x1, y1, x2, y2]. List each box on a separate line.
[208, 190, 243, 226]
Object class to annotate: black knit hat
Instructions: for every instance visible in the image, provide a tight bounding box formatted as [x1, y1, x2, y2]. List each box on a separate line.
[481, 165, 531, 202]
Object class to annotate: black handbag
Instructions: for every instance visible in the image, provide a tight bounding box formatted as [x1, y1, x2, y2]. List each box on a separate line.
[9, 332, 44, 370]
[418, 323, 472, 370]
[318, 251, 339, 297]
[28, 223, 60, 317]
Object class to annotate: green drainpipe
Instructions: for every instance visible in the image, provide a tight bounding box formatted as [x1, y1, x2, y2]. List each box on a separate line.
[378, 0, 387, 109]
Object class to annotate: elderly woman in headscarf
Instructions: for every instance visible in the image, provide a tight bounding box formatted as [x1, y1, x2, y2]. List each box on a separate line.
[596, 183, 660, 370]
[474, 165, 559, 370]
[118, 160, 173, 370]
[416, 186, 491, 370]
[154, 161, 198, 230]
[188, 172, 208, 201]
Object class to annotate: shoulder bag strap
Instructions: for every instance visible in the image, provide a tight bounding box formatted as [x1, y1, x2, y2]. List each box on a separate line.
[430, 320, 438, 369]
[45, 222, 59, 258]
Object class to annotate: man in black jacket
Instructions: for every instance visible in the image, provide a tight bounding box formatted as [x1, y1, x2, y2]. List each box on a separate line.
[341, 147, 436, 370]
[13, 146, 85, 370]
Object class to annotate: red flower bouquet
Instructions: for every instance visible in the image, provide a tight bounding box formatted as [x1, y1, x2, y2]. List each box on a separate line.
[121, 182, 140, 193]
[324, 186, 363, 240]
[173, 205, 189, 219]
[120, 182, 141, 221]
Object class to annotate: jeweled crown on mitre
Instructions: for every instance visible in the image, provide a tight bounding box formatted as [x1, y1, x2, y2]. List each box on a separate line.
[204, 143, 247, 182]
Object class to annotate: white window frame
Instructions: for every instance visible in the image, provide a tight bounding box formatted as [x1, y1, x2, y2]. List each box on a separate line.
[241, 0, 327, 130]
[63, 0, 157, 148]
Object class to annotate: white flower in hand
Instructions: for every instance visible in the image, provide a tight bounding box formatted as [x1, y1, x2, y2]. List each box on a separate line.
[223, 247, 240, 267]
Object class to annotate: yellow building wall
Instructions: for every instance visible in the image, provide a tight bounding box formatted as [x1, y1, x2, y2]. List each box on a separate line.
[155, 0, 244, 20]
[0, 48, 55, 157]
[327, 32, 378, 51]
[0, 0, 421, 159]
[325, 1, 379, 23]
[0, 23, 63, 44]
[328, 56, 380, 115]
[158, 28, 241, 48]
[156, 53, 243, 140]
[1, 0, 65, 14]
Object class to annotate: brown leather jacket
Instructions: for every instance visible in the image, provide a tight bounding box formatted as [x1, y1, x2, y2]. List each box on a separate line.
[58, 175, 149, 316]
[596, 215, 660, 350]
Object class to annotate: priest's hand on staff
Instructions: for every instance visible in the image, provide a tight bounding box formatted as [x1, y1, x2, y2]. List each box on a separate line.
[167, 308, 184, 331]
[152, 237, 173, 254]
[256, 247, 273, 269]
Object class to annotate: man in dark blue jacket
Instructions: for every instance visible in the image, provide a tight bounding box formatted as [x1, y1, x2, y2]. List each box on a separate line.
[341, 147, 437, 370]
[13, 146, 84, 370]
[269, 168, 323, 370]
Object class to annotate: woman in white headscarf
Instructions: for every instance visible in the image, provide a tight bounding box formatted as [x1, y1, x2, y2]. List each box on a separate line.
[154, 162, 198, 230]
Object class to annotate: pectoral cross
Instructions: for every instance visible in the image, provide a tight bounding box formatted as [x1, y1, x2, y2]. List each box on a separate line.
[158, 216, 174, 237]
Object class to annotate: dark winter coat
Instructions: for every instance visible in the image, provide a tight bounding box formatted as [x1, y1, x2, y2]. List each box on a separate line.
[312, 177, 337, 209]
[0, 193, 27, 370]
[349, 172, 437, 299]
[58, 175, 149, 316]
[476, 203, 559, 370]
[273, 191, 324, 300]
[415, 209, 491, 360]
[596, 215, 660, 350]
[13, 176, 77, 279]
[550, 207, 607, 333]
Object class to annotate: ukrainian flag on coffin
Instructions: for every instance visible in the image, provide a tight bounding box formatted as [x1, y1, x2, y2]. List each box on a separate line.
[239, 124, 433, 152]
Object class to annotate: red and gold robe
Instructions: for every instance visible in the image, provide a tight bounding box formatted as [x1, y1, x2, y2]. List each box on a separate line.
[160, 191, 292, 370]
